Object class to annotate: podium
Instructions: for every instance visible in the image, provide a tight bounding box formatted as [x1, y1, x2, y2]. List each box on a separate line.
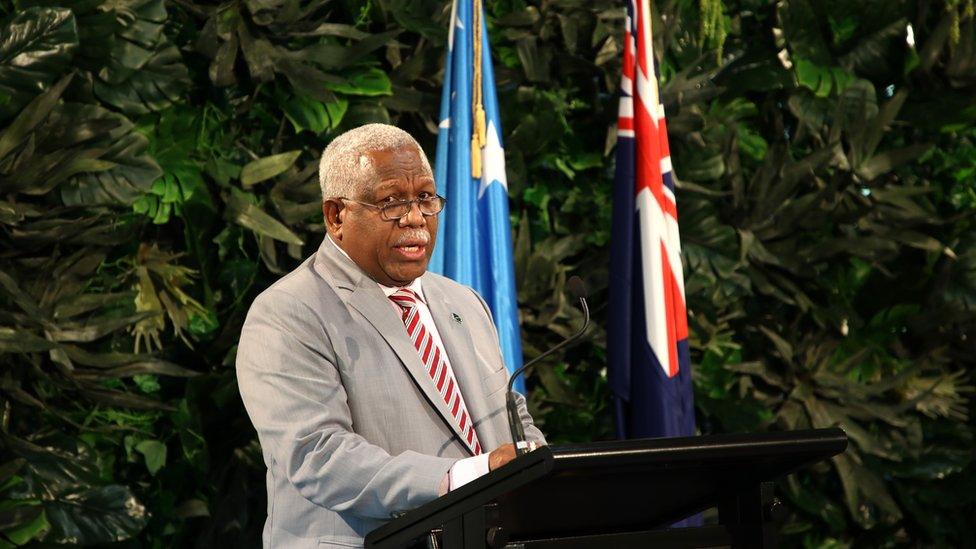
[365, 428, 848, 548]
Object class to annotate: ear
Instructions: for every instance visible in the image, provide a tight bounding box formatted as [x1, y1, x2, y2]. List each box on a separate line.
[323, 200, 343, 239]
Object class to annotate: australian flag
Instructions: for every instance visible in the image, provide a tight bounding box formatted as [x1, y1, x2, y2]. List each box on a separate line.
[429, 0, 525, 392]
[608, 0, 696, 440]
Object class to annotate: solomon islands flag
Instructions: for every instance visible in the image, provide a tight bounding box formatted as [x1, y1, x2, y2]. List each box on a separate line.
[429, 0, 525, 393]
[608, 0, 696, 440]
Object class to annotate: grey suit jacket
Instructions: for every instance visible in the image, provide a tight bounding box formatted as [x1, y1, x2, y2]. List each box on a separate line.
[236, 237, 544, 548]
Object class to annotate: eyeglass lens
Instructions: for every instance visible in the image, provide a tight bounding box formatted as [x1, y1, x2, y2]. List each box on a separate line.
[383, 197, 444, 219]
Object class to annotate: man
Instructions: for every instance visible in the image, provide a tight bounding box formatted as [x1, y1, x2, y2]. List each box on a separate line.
[237, 124, 545, 548]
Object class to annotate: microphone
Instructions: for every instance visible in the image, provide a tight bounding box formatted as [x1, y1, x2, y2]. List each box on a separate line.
[506, 276, 590, 454]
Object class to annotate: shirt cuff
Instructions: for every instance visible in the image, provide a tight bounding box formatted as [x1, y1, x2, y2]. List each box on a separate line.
[438, 454, 491, 495]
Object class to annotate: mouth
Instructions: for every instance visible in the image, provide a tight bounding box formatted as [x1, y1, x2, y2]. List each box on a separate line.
[393, 240, 428, 261]
[392, 229, 431, 261]
[394, 244, 425, 259]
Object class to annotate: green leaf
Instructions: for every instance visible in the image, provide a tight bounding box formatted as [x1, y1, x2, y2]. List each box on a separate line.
[240, 151, 301, 187]
[0, 269, 45, 322]
[680, 152, 725, 182]
[205, 157, 242, 186]
[275, 56, 340, 101]
[134, 440, 166, 475]
[8, 436, 149, 544]
[174, 499, 210, 519]
[58, 106, 163, 206]
[93, 42, 190, 115]
[338, 101, 390, 127]
[208, 32, 238, 87]
[788, 90, 831, 133]
[856, 143, 933, 181]
[323, 99, 349, 129]
[1, 507, 48, 546]
[381, 85, 427, 113]
[80, 386, 175, 411]
[238, 31, 277, 82]
[838, 18, 907, 73]
[759, 326, 794, 364]
[43, 485, 148, 543]
[388, 0, 447, 40]
[74, 360, 199, 379]
[859, 89, 909, 163]
[566, 152, 602, 171]
[49, 312, 155, 343]
[795, 58, 828, 94]
[294, 23, 369, 39]
[282, 92, 348, 134]
[325, 68, 392, 96]
[225, 188, 304, 245]
[832, 453, 903, 527]
[0, 458, 26, 485]
[132, 374, 160, 393]
[0, 72, 73, 161]
[0, 7, 78, 121]
[552, 156, 575, 179]
[516, 37, 550, 82]
[0, 327, 56, 353]
[737, 126, 768, 161]
[778, 0, 832, 64]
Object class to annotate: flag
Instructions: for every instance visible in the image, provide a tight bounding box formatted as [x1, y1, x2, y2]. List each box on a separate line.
[430, 0, 525, 392]
[607, 0, 696, 440]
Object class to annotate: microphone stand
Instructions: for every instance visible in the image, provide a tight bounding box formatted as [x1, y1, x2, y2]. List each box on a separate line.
[507, 287, 590, 455]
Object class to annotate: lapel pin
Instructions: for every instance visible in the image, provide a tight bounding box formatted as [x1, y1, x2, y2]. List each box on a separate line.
[452, 313, 462, 324]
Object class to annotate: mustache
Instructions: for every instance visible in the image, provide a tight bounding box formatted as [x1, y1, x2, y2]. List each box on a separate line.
[393, 229, 430, 247]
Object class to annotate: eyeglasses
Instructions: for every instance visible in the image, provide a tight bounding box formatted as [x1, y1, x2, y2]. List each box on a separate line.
[337, 194, 446, 221]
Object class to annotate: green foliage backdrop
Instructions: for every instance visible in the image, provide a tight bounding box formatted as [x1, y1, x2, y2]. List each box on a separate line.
[0, 0, 973, 546]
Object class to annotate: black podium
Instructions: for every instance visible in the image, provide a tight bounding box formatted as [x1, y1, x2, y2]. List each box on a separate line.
[365, 428, 848, 548]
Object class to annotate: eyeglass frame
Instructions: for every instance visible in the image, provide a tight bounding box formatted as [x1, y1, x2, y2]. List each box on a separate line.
[333, 194, 447, 221]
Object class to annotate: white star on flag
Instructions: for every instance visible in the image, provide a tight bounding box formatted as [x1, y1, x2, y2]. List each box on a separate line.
[478, 121, 506, 199]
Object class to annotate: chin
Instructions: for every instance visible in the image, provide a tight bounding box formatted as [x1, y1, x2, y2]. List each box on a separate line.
[387, 263, 428, 285]
[401, 266, 428, 281]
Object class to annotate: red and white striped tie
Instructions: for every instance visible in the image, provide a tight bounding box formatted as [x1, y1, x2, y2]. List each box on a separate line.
[389, 288, 482, 455]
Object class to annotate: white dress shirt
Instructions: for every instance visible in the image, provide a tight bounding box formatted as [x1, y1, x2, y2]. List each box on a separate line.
[326, 236, 489, 493]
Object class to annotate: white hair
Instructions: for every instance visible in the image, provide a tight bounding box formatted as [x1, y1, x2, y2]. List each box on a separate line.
[318, 123, 432, 200]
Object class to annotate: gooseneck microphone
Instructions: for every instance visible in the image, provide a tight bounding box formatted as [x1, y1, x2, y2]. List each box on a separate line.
[506, 276, 590, 455]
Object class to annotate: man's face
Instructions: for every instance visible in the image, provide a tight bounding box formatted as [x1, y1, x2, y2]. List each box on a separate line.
[333, 144, 438, 287]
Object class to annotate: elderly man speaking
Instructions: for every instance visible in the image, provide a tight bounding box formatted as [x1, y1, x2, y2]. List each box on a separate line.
[236, 124, 545, 548]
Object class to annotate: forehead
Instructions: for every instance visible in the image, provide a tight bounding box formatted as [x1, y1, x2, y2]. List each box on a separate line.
[364, 145, 433, 191]
[367, 145, 429, 173]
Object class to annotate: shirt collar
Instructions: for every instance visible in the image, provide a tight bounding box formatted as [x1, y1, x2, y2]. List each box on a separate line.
[326, 235, 426, 302]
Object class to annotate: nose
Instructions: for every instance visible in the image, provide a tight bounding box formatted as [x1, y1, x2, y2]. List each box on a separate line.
[398, 201, 426, 227]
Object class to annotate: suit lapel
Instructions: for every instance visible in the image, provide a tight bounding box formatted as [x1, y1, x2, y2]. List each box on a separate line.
[424, 278, 500, 451]
[347, 282, 475, 455]
[314, 238, 474, 455]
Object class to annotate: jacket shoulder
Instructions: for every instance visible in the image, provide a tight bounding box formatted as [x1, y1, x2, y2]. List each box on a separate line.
[246, 254, 339, 318]
[424, 271, 480, 299]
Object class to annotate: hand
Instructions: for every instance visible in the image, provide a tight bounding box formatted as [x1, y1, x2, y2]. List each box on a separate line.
[487, 443, 517, 471]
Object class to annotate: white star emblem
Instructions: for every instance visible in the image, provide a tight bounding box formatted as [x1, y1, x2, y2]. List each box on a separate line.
[478, 121, 507, 198]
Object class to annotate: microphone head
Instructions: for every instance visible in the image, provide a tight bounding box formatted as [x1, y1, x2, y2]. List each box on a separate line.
[567, 276, 588, 300]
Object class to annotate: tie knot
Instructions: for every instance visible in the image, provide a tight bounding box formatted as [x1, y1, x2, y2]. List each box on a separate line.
[389, 288, 418, 309]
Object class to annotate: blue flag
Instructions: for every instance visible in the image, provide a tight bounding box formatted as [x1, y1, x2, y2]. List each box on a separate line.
[430, 0, 525, 393]
[608, 0, 696, 440]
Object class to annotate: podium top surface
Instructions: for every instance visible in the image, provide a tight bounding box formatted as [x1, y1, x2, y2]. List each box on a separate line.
[365, 428, 847, 547]
[545, 427, 846, 467]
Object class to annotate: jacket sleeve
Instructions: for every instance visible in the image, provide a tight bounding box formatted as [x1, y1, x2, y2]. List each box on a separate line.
[236, 288, 457, 519]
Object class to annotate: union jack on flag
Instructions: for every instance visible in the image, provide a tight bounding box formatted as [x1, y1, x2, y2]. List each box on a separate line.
[607, 0, 696, 441]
